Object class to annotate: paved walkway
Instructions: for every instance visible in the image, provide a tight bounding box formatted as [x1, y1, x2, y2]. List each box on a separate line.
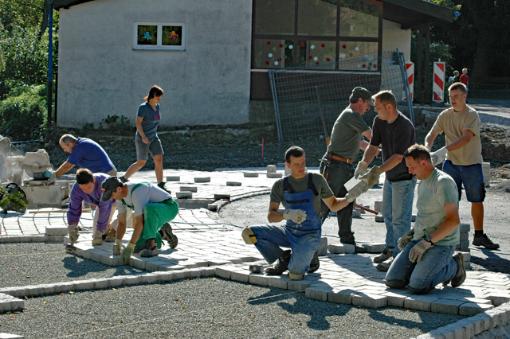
[1, 169, 510, 338]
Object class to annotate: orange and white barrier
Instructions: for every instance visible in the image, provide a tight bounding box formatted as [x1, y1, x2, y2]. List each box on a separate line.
[432, 61, 445, 103]
[404, 62, 414, 101]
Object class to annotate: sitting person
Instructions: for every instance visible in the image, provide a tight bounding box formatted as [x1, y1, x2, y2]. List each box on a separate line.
[385, 144, 466, 294]
[101, 177, 179, 263]
[67, 168, 115, 246]
[242, 146, 351, 281]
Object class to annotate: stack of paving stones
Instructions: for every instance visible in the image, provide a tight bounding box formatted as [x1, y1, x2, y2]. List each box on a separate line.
[1, 169, 509, 337]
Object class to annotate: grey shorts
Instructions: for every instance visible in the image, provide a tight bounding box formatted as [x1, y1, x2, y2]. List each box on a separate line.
[135, 135, 164, 161]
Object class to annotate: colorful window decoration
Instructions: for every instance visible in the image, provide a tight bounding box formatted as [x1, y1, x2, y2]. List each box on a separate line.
[253, 39, 296, 69]
[338, 41, 378, 71]
[134, 23, 185, 50]
[299, 40, 336, 70]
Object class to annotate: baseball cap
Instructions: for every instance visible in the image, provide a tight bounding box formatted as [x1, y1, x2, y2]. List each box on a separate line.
[101, 177, 123, 201]
[350, 86, 373, 104]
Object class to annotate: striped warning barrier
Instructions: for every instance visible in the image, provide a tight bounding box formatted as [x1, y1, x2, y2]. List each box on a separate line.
[432, 61, 445, 103]
[404, 62, 414, 101]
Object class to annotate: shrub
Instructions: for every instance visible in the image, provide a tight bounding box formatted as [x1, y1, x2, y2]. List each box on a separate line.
[0, 84, 47, 140]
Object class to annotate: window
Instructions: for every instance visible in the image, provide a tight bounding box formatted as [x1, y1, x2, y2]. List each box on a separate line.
[134, 23, 185, 50]
[252, 0, 381, 71]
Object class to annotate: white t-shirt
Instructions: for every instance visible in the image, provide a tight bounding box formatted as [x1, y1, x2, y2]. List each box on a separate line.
[116, 182, 171, 216]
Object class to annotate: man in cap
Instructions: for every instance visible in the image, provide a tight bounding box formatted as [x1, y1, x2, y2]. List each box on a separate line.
[320, 86, 375, 251]
[101, 177, 179, 263]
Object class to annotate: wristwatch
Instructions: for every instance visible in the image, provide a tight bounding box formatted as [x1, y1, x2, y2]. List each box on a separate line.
[425, 234, 435, 246]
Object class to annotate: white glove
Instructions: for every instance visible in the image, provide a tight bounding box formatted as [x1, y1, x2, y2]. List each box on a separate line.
[283, 209, 307, 224]
[354, 161, 369, 178]
[68, 225, 79, 244]
[430, 146, 448, 166]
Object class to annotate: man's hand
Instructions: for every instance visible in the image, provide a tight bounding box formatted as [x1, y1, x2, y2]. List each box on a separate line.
[121, 243, 135, 264]
[283, 209, 307, 224]
[430, 146, 448, 166]
[68, 225, 79, 244]
[398, 229, 414, 250]
[361, 166, 381, 187]
[408, 239, 433, 263]
[43, 169, 56, 182]
[354, 161, 369, 178]
[142, 136, 150, 144]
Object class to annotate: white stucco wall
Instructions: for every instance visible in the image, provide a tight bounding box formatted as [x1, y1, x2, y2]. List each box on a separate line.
[57, 0, 252, 127]
[382, 19, 411, 62]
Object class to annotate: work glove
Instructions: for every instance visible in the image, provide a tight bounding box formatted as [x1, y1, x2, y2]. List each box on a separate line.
[68, 225, 79, 244]
[283, 209, 307, 224]
[354, 161, 369, 178]
[430, 146, 448, 166]
[113, 239, 122, 256]
[408, 239, 433, 263]
[360, 166, 382, 187]
[398, 229, 414, 250]
[121, 243, 135, 264]
[43, 169, 56, 183]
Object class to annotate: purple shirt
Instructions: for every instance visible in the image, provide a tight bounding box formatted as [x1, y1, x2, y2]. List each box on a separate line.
[67, 173, 114, 232]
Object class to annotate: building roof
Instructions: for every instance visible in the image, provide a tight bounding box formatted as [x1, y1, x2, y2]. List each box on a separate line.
[54, 0, 453, 27]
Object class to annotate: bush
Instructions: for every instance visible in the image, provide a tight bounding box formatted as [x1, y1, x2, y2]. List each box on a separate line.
[0, 84, 47, 140]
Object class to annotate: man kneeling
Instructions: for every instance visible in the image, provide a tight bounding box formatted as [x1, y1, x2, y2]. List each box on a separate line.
[242, 146, 350, 281]
[385, 145, 466, 294]
[101, 177, 179, 264]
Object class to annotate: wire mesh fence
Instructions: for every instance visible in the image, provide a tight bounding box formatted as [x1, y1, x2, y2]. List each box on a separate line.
[269, 50, 412, 145]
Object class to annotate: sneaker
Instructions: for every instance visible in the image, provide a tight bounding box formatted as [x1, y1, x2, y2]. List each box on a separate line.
[376, 257, 393, 272]
[160, 223, 178, 249]
[157, 182, 171, 193]
[373, 248, 393, 264]
[308, 252, 320, 273]
[451, 253, 466, 288]
[265, 250, 291, 276]
[288, 272, 304, 280]
[472, 233, 500, 250]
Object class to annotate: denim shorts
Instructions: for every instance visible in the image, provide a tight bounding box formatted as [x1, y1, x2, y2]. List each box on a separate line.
[443, 160, 485, 202]
[135, 134, 164, 160]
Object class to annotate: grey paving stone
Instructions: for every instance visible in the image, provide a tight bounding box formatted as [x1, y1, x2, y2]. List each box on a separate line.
[487, 293, 510, 306]
[215, 267, 232, 280]
[166, 176, 181, 181]
[45, 226, 68, 236]
[317, 237, 328, 256]
[180, 186, 198, 192]
[328, 243, 355, 254]
[213, 194, 231, 201]
[230, 270, 250, 283]
[226, 181, 242, 186]
[459, 302, 494, 316]
[287, 279, 311, 292]
[176, 192, 193, 199]
[305, 286, 332, 302]
[248, 274, 268, 287]
[266, 173, 282, 178]
[431, 299, 466, 315]
[0, 333, 24, 338]
[404, 295, 440, 312]
[264, 276, 288, 290]
[351, 293, 387, 308]
[194, 177, 211, 183]
[243, 172, 259, 178]
[266, 165, 277, 174]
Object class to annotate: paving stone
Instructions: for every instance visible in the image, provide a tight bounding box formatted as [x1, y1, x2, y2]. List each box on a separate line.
[266, 173, 282, 178]
[430, 298, 465, 315]
[176, 192, 193, 199]
[0, 293, 24, 314]
[328, 288, 353, 304]
[287, 279, 312, 292]
[0, 333, 24, 338]
[328, 243, 355, 254]
[487, 293, 510, 306]
[305, 286, 332, 302]
[361, 243, 386, 253]
[243, 172, 259, 177]
[375, 214, 384, 223]
[215, 267, 232, 280]
[404, 295, 439, 312]
[180, 186, 198, 192]
[166, 176, 180, 181]
[193, 177, 211, 183]
[213, 194, 231, 201]
[248, 274, 268, 287]
[45, 225, 68, 236]
[230, 269, 250, 283]
[264, 275, 288, 290]
[226, 181, 242, 186]
[459, 302, 494, 316]
[266, 165, 277, 174]
[317, 237, 328, 256]
[351, 293, 387, 308]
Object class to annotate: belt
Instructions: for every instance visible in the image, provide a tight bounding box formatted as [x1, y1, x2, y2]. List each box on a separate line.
[327, 153, 353, 164]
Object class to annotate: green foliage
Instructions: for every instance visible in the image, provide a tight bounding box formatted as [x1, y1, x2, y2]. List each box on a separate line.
[0, 184, 28, 213]
[0, 85, 47, 140]
[100, 114, 132, 130]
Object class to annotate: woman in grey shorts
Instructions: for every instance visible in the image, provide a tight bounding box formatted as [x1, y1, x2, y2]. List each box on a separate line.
[121, 85, 167, 190]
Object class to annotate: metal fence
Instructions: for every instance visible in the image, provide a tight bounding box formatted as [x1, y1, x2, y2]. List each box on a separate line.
[269, 50, 413, 144]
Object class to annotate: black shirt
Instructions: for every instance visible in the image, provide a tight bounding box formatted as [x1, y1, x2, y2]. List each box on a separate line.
[371, 112, 416, 182]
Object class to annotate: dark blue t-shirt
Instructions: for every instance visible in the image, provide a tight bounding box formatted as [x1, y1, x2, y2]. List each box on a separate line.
[67, 138, 115, 173]
[136, 102, 160, 140]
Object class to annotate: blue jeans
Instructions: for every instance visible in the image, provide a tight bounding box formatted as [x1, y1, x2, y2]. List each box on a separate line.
[250, 224, 320, 274]
[385, 240, 458, 293]
[382, 178, 416, 255]
[443, 160, 485, 202]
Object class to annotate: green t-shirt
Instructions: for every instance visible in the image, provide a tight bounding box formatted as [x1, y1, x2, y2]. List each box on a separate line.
[413, 168, 459, 246]
[270, 173, 334, 216]
[327, 107, 370, 160]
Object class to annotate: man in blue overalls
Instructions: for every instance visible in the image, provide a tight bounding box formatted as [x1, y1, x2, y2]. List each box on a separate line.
[242, 146, 352, 280]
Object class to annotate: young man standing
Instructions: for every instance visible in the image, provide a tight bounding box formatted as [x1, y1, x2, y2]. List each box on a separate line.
[357, 90, 416, 271]
[385, 144, 465, 294]
[242, 146, 352, 281]
[425, 82, 499, 250]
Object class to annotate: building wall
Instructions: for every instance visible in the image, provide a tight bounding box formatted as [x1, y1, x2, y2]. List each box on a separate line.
[57, 0, 252, 127]
[382, 19, 411, 61]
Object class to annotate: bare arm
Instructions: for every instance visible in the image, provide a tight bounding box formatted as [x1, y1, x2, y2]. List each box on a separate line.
[115, 212, 127, 241]
[361, 128, 372, 141]
[55, 161, 74, 177]
[267, 201, 284, 223]
[135, 116, 149, 143]
[428, 203, 460, 244]
[446, 129, 475, 152]
[129, 214, 144, 245]
[379, 154, 404, 173]
[322, 196, 349, 213]
[360, 144, 379, 165]
[425, 129, 439, 150]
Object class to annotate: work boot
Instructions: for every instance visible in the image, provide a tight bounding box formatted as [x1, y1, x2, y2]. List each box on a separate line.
[376, 257, 393, 272]
[472, 233, 500, 250]
[288, 272, 304, 281]
[340, 233, 367, 254]
[265, 250, 291, 276]
[92, 231, 103, 246]
[373, 248, 393, 264]
[450, 253, 466, 288]
[308, 252, 320, 273]
[160, 223, 178, 249]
